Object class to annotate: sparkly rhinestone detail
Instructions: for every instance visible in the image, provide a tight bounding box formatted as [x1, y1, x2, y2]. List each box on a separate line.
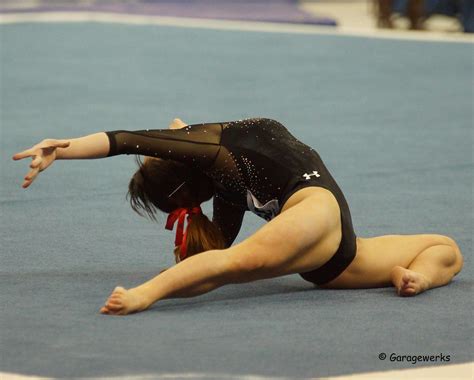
[108, 118, 323, 225]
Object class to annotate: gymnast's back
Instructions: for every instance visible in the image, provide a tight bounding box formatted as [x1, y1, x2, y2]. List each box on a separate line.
[106, 118, 352, 246]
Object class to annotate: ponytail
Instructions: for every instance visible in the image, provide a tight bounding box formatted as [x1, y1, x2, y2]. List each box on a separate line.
[165, 207, 227, 261]
[128, 157, 226, 260]
[185, 213, 227, 257]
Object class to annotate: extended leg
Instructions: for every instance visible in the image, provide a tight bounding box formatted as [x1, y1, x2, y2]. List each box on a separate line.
[100, 187, 342, 315]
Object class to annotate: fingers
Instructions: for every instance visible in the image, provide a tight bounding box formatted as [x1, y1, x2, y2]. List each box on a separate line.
[23, 170, 39, 187]
[12, 140, 70, 161]
[30, 155, 42, 169]
[14, 152, 42, 188]
[12, 148, 35, 161]
[23, 166, 40, 188]
[22, 179, 34, 189]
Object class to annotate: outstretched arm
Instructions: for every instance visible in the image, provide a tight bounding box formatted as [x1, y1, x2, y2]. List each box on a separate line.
[13, 120, 223, 188]
[55, 133, 110, 159]
[12, 133, 110, 188]
[104, 122, 222, 168]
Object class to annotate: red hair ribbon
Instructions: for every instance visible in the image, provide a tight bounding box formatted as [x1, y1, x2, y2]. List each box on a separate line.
[165, 206, 202, 260]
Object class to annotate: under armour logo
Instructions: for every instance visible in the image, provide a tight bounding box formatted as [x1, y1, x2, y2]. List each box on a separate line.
[303, 171, 321, 180]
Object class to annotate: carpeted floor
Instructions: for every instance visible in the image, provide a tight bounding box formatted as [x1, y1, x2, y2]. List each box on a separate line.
[0, 21, 472, 379]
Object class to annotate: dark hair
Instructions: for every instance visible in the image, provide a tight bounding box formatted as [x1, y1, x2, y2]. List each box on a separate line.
[127, 156, 226, 257]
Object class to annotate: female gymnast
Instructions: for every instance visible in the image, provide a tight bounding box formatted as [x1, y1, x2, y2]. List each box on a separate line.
[12, 118, 463, 316]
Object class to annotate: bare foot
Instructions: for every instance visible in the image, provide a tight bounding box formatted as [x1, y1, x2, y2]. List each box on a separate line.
[100, 286, 151, 316]
[390, 266, 431, 297]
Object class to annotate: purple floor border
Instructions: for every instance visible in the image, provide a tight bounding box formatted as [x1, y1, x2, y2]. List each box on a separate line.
[0, 1, 337, 27]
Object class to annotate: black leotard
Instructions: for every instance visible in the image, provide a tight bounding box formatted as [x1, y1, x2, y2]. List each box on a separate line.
[105, 118, 356, 285]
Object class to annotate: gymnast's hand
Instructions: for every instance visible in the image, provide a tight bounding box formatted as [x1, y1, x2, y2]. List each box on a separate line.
[12, 139, 70, 188]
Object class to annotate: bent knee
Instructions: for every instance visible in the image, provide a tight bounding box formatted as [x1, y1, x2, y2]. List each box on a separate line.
[433, 235, 463, 274]
[445, 237, 463, 274]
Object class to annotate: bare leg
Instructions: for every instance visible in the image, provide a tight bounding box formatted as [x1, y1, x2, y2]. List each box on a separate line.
[100, 280, 218, 315]
[100, 249, 234, 315]
[100, 188, 342, 315]
[390, 243, 462, 296]
[323, 234, 463, 296]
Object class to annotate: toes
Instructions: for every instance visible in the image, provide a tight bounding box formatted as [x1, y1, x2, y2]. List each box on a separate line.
[107, 301, 121, 307]
[106, 302, 123, 311]
[399, 286, 418, 297]
[102, 305, 124, 315]
[113, 286, 126, 294]
[394, 269, 429, 297]
[102, 286, 133, 316]
[401, 284, 415, 294]
[101, 306, 119, 314]
[107, 295, 123, 304]
[401, 273, 413, 284]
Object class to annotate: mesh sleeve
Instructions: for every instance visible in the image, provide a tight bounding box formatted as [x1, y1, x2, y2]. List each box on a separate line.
[212, 192, 246, 247]
[105, 123, 222, 169]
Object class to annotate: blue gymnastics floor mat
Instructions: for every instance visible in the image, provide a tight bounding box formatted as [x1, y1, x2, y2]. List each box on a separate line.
[1, 22, 472, 379]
